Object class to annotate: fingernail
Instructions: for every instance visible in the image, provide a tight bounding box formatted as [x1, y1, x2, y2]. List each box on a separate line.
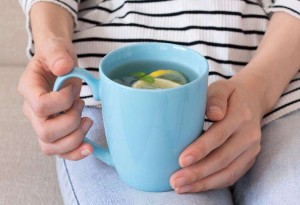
[172, 177, 186, 188]
[181, 155, 196, 167]
[80, 149, 91, 156]
[82, 119, 92, 133]
[208, 106, 222, 114]
[176, 185, 192, 194]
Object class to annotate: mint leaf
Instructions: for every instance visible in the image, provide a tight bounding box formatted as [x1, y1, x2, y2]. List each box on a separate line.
[130, 72, 146, 78]
[140, 75, 155, 84]
[129, 72, 155, 84]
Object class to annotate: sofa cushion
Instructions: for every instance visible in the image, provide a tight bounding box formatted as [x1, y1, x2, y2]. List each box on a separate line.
[0, 65, 62, 205]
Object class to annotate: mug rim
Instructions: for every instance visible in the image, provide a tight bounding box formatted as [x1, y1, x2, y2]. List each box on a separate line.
[99, 42, 208, 92]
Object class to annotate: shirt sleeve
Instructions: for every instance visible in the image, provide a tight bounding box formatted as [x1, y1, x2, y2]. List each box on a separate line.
[18, 0, 79, 58]
[266, 0, 300, 20]
[19, 0, 79, 25]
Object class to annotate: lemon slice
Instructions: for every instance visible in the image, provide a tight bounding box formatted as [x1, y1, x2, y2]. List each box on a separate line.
[149, 70, 187, 85]
[132, 78, 181, 89]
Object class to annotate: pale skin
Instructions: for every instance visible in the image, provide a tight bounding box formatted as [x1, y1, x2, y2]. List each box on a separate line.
[18, 2, 94, 160]
[18, 2, 300, 194]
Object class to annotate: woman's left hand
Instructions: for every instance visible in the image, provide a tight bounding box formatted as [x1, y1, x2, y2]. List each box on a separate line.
[170, 77, 264, 193]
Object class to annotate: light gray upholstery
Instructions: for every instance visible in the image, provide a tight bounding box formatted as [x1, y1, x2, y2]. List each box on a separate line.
[0, 0, 62, 204]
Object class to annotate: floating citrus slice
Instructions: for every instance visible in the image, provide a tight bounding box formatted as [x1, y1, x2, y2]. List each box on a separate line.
[149, 70, 187, 85]
[132, 78, 181, 89]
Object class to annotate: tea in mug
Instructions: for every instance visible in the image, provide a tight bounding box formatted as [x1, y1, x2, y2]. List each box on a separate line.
[109, 60, 197, 89]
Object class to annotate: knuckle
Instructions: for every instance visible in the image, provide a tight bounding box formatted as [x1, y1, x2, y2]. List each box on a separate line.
[198, 183, 209, 192]
[196, 142, 208, 158]
[40, 145, 55, 156]
[240, 106, 253, 122]
[246, 128, 261, 145]
[36, 127, 52, 143]
[60, 94, 75, 111]
[67, 139, 81, 151]
[29, 57, 43, 70]
[192, 167, 204, 181]
[58, 132, 84, 153]
[63, 116, 82, 137]
[75, 116, 84, 130]
[214, 129, 227, 144]
[32, 101, 47, 117]
[69, 118, 81, 133]
[215, 151, 230, 167]
[227, 170, 238, 186]
[208, 95, 225, 103]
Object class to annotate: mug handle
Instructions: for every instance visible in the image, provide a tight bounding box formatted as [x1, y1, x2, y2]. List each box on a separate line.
[53, 67, 113, 166]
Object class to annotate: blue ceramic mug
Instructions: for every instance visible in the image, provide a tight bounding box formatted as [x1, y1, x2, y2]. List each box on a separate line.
[54, 43, 208, 192]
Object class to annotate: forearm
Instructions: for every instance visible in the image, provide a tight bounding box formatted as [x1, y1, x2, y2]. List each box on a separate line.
[233, 12, 300, 116]
[30, 2, 74, 51]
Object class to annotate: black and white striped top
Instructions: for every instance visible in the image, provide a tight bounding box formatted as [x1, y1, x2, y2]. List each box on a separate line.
[20, 0, 300, 128]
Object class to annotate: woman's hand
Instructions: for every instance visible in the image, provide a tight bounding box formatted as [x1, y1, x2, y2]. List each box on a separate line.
[170, 12, 300, 193]
[170, 76, 264, 193]
[18, 37, 93, 160]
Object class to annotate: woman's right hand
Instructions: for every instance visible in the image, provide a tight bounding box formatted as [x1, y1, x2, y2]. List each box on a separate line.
[18, 38, 93, 160]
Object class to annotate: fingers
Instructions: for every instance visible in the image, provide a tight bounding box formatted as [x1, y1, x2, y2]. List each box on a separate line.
[18, 37, 80, 117]
[206, 80, 235, 121]
[34, 100, 85, 143]
[179, 106, 243, 168]
[179, 88, 255, 168]
[38, 117, 93, 156]
[18, 38, 86, 161]
[170, 125, 261, 189]
[23, 98, 93, 160]
[19, 60, 81, 117]
[24, 99, 85, 142]
[58, 142, 94, 161]
[174, 145, 260, 193]
[35, 82, 80, 117]
[170, 78, 264, 193]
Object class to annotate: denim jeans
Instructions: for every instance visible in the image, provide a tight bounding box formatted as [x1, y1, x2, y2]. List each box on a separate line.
[56, 108, 300, 205]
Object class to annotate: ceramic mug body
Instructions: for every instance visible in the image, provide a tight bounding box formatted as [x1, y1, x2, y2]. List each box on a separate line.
[54, 43, 208, 192]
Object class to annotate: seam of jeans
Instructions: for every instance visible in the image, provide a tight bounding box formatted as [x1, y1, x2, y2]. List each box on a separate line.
[63, 159, 80, 205]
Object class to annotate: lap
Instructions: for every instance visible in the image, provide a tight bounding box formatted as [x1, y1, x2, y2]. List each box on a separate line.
[56, 107, 233, 205]
[233, 110, 300, 205]
[57, 107, 300, 205]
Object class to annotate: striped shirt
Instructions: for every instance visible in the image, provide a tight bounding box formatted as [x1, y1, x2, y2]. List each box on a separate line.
[19, 0, 300, 129]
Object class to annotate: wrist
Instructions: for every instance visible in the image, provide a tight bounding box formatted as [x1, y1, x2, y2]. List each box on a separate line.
[233, 12, 300, 117]
[230, 67, 269, 117]
[30, 2, 74, 51]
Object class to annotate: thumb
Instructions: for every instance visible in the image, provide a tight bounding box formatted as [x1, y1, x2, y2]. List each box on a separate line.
[40, 38, 76, 76]
[206, 80, 234, 121]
